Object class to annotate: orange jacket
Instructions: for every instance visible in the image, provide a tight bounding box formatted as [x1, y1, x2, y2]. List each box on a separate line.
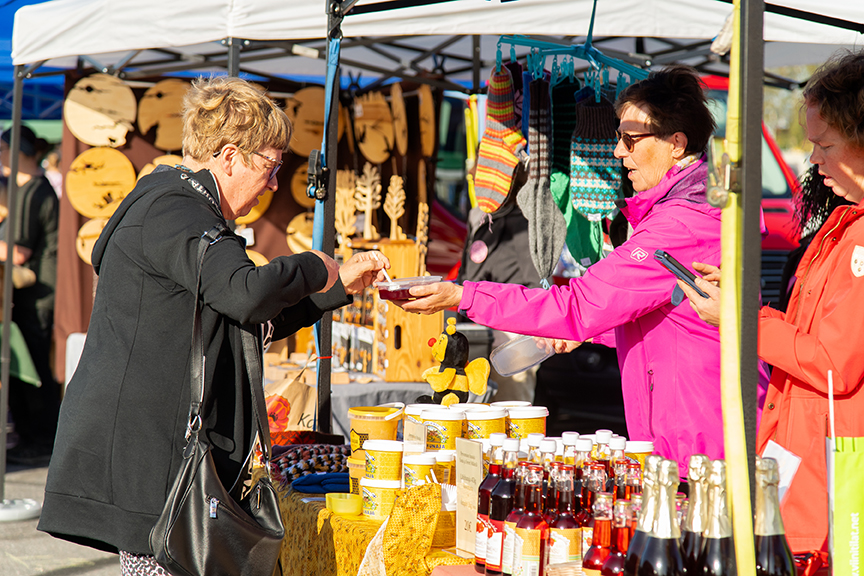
[757, 202, 864, 553]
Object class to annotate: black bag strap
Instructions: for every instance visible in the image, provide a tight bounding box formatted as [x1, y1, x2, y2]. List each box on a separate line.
[185, 225, 227, 445]
[185, 224, 274, 471]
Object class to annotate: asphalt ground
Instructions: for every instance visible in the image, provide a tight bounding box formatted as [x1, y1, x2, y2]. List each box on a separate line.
[0, 464, 118, 576]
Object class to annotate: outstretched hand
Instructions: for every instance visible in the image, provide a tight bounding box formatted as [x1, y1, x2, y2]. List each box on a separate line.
[677, 261, 721, 327]
[543, 338, 584, 354]
[392, 282, 464, 315]
[339, 250, 391, 295]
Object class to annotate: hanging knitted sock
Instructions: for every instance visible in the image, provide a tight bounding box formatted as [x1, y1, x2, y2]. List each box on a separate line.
[505, 60, 524, 129]
[570, 95, 621, 220]
[475, 66, 527, 214]
[549, 79, 603, 266]
[516, 78, 567, 283]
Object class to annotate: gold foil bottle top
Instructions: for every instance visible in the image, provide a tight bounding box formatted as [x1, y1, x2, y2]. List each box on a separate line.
[654, 459, 681, 539]
[687, 454, 710, 483]
[755, 456, 786, 536]
[704, 460, 732, 539]
[635, 455, 663, 533]
[682, 455, 711, 534]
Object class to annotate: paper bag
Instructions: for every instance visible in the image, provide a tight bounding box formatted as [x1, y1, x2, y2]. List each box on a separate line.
[264, 365, 317, 445]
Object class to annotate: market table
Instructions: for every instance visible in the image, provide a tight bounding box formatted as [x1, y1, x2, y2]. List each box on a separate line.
[271, 485, 473, 576]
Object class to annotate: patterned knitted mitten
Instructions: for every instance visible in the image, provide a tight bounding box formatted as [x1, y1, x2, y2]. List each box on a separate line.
[516, 78, 567, 282]
[475, 67, 527, 214]
[570, 96, 621, 219]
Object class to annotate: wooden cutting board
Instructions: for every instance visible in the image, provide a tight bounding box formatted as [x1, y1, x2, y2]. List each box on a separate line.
[137, 79, 189, 152]
[353, 92, 394, 165]
[66, 147, 137, 219]
[75, 218, 108, 265]
[234, 188, 273, 225]
[291, 162, 315, 208]
[286, 212, 315, 254]
[390, 82, 408, 156]
[417, 84, 436, 158]
[64, 73, 137, 147]
[284, 86, 345, 157]
[137, 154, 183, 181]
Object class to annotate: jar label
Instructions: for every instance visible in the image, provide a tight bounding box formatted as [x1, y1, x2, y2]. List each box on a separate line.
[547, 527, 581, 567]
[514, 527, 543, 576]
[475, 514, 490, 563]
[502, 521, 517, 574]
[486, 518, 505, 571]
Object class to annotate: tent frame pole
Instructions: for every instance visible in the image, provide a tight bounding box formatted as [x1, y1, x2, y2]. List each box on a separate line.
[0, 65, 25, 501]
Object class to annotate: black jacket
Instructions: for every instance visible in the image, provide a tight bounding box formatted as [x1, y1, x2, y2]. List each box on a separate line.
[38, 166, 349, 554]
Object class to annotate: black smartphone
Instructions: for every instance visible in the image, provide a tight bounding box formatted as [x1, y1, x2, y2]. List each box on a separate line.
[653, 249, 709, 299]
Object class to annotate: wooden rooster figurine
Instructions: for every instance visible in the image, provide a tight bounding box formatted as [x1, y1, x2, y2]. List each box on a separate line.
[418, 318, 490, 406]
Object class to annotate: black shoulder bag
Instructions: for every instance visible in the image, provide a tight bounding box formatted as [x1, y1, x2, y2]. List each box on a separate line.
[149, 225, 285, 576]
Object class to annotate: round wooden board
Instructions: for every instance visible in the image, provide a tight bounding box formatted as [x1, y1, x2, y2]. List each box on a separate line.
[390, 82, 408, 156]
[235, 188, 274, 225]
[284, 87, 345, 158]
[137, 154, 183, 181]
[246, 249, 269, 267]
[76, 218, 108, 265]
[354, 92, 394, 165]
[64, 73, 137, 147]
[286, 212, 315, 254]
[66, 147, 137, 219]
[291, 162, 315, 208]
[138, 79, 189, 152]
[417, 84, 436, 157]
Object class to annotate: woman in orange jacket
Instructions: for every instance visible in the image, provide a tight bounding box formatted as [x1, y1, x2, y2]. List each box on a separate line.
[680, 50, 864, 554]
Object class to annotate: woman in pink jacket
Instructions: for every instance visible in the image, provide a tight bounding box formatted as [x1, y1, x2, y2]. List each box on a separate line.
[398, 66, 768, 477]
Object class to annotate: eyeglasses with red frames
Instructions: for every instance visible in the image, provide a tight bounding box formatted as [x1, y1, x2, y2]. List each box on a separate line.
[213, 148, 283, 181]
[615, 130, 655, 153]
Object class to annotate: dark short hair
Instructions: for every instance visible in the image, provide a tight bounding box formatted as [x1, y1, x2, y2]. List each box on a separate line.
[803, 50, 864, 150]
[1, 124, 45, 158]
[615, 65, 716, 155]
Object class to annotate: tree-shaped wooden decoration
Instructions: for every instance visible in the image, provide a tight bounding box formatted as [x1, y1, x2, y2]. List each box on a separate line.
[416, 202, 430, 276]
[335, 169, 357, 252]
[354, 162, 382, 240]
[383, 175, 407, 241]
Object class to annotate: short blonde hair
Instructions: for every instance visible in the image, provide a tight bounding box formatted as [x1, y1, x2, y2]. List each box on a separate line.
[182, 76, 292, 162]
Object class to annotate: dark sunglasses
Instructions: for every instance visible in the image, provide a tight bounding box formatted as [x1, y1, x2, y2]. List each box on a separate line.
[213, 148, 283, 181]
[615, 130, 655, 153]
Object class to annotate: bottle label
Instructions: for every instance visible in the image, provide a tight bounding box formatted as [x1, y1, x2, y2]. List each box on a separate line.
[584, 569, 602, 576]
[514, 527, 543, 576]
[582, 526, 593, 558]
[486, 519, 505, 571]
[502, 521, 517, 575]
[547, 527, 581, 567]
[475, 514, 489, 564]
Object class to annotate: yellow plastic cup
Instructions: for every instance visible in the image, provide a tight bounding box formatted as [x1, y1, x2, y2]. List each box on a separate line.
[464, 408, 507, 440]
[363, 439, 404, 481]
[360, 478, 401, 520]
[402, 453, 438, 488]
[347, 403, 404, 454]
[421, 408, 464, 451]
[506, 406, 549, 439]
[347, 454, 365, 495]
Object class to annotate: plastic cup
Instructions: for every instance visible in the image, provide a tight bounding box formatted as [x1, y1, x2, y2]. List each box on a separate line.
[375, 276, 442, 300]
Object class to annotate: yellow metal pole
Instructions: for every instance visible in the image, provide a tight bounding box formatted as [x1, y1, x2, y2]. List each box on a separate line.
[721, 0, 757, 574]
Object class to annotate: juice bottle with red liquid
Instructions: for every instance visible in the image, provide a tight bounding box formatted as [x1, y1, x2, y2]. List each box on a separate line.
[610, 436, 629, 501]
[545, 464, 582, 571]
[539, 438, 558, 511]
[573, 437, 594, 504]
[626, 460, 643, 497]
[485, 438, 520, 575]
[475, 434, 506, 573]
[601, 498, 633, 576]
[562, 432, 579, 465]
[514, 464, 548, 576]
[637, 459, 684, 576]
[579, 461, 608, 558]
[543, 461, 563, 526]
[754, 457, 795, 576]
[502, 461, 532, 576]
[583, 492, 614, 576]
[593, 429, 614, 477]
[680, 454, 709, 575]
[623, 455, 662, 576]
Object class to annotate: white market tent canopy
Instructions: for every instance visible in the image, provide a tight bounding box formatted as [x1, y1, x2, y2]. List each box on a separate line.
[10, 0, 864, 90]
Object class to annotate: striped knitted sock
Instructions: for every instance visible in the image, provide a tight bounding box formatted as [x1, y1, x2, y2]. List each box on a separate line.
[475, 67, 527, 214]
[516, 78, 567, 281]
[570, 96, 621, 219]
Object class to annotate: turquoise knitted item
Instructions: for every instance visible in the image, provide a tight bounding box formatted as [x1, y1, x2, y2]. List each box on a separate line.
[569, 96, 621, 220]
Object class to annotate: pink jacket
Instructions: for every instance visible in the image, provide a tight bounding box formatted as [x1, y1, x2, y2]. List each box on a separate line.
[460, 158, 769, 476]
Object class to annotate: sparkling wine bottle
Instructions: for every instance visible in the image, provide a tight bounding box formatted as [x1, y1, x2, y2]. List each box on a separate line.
[695, 460, 736, 576]
[623, 454, 663, 576]
[637, 459, 684, 576]
[755, 457, 795, 576]
[680, 454, 710, 574]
